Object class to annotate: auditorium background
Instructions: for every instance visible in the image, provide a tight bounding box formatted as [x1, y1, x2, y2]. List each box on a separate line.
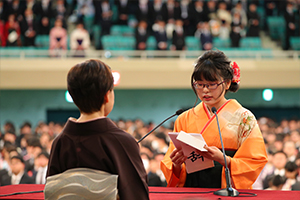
[0, 0, 300, 192]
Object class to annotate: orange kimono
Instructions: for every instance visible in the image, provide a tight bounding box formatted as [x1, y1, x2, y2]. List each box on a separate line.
[161, 99, 268, 189]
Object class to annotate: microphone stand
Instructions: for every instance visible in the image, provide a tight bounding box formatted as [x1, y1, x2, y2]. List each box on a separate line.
[212, 108, 239, 197]
[137, 109, 183, 143]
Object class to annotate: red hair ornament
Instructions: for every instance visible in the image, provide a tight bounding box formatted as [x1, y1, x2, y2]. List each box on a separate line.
[231, 62, 240, 84]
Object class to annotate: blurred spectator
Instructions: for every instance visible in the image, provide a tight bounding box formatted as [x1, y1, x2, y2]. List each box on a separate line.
[1, 154, 34, 185]
[231, 1, 247, 28]
[284, 2, 296, 50]
[247, 3, 260, 37]
[206, 0, 218, 21]
[135, 20, 149, 50]
[165, 0, 181, 22]
[3, 14, 21, 46]
[152, 17, 168, 50]
[93, 0, 113, 36]
[290, 130, 300, 151]
[25, 0, 34, 10]
[195, 21, 213, 51]
[152, 132, 168, 154]
[148, 157, 164, 186]
[7, 0, 25, 21]
[192, 0, 208, 24]
[23, 136, 42, 172]
[217, 1, 232, 27]
[218, 19, 230, 40]
[152, 0, 167, 23]
[2, 122, 16, 136]
[115, 0, 131, 25]
[49, 18, 68, 56]
[76, 0, 95, 20]
[35, 151, 49, 184]
[3, 130, 17, 146]
[170, 19, 185, 51]
[0, 142, 17, 172]
[263, 151, 287, 189]
[266, 175, 285, 190]
[0, 0, 8, 21]
[19, 8, 37, 46]
[283, 141, 298, 162]
[53, 0, 67, 22]
[230, 11, 243, 47]
[15, 122, 32, 149]
[282, 161, 300, 190]
[140, 152, 150, 173]
[179, 0, 194, 36]
[70, 20, 90, 57]
[33, 0, 53, 35]
[264, 0, 278, 17]
[135, 0, 153, 27]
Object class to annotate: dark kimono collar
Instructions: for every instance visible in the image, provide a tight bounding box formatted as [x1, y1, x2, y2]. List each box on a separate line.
[63, 117, 117, 136]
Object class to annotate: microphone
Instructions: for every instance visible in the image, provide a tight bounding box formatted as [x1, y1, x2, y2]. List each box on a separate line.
[211, 107, 239, 197]
[137, 109, 184, 143]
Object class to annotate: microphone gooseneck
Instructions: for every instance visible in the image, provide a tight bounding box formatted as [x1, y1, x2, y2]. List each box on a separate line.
[212, 107, 239, 197]
[137, 109, 184, 143]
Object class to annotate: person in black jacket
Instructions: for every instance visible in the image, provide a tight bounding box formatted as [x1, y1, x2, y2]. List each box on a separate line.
[1, 155, 35, 186]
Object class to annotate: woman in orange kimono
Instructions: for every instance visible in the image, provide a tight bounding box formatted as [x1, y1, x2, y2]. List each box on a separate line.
[161, 50, 268, 189]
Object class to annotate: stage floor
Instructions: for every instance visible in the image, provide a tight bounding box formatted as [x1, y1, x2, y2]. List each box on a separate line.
[0, 184, 299, 200]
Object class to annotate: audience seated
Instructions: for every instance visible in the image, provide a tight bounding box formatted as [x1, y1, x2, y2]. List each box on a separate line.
[1, 154, 35, 186]
[49, 18, 67, 56]
[0, 0, 298, 51]
[135, 20, 149, 50]
[70, 20, 90, 57]
[0, 116, 299, 191]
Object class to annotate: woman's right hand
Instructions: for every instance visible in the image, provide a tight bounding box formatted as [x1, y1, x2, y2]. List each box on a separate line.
[170, 148, 187, 177]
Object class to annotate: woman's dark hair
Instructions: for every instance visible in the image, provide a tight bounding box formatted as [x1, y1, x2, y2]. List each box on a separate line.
[191, 50, 239, 99]
[67, 59, 114, 114]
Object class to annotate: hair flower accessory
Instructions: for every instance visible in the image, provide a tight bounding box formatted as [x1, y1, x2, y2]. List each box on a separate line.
[231, 61, 240, 84]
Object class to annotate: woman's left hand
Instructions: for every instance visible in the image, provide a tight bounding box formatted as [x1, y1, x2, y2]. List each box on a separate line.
[197, 146, 230, 167]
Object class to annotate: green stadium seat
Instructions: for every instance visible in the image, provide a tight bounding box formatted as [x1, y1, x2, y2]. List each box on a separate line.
[35, 35, 50, 48]
[185, 36, 200, 50]
[240, 37, 262, 48]
[213, 37, 231, 48]
[290, 37, 300, 50]
[146, 36, 157, 50]
[101, 35, 135, 50]
[111, 25, 135, 36]
[267, 16, 285, 40]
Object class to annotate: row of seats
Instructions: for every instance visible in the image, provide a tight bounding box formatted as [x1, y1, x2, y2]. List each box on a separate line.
[101, 36, 263, 51]
[3, 35, 300, 52]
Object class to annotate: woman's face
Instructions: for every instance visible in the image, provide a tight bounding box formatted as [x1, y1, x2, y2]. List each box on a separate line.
[193, 78, 230, 110]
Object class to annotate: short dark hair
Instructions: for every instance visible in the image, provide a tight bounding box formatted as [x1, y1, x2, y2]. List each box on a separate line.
[37, 151, 50, 159]
[11, 154, 24, 163]
[191, 50, 239, 94]
[67, 59, 114, 114]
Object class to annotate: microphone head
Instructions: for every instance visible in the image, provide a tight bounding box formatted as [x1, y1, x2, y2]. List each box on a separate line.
[175, 109, 184, 116]
[211, 107, 217, 113]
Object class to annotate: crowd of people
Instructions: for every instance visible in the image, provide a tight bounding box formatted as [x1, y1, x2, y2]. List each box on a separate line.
[0, 114, 299, 190]
[0, 0, 299, 52]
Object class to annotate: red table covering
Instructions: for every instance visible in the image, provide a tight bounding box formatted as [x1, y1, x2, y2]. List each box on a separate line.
[0, 184, 299, 200]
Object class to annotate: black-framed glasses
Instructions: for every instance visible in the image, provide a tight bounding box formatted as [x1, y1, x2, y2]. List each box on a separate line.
[193, 80, 225, 90]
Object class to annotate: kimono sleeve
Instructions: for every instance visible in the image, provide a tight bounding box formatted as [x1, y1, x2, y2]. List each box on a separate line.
[222, 111, 268, 189]
[160, 117, 187, 187]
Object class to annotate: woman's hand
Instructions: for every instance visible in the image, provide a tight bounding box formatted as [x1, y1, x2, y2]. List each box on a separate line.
[197, 146, 231, 167]
[170, 148, 187, 177]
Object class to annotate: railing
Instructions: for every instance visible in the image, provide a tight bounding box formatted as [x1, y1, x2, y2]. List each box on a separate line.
[0, 49, 299, 60]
